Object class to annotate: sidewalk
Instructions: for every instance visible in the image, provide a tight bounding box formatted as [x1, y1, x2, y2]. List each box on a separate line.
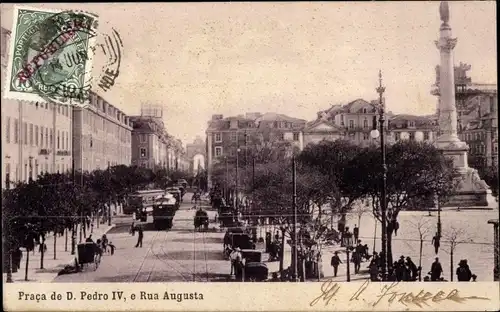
[265, 241, 370, 282]
[3, 222, 115, 283]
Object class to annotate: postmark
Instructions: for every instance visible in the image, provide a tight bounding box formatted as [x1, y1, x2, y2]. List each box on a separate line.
[3, 6, 123, 106]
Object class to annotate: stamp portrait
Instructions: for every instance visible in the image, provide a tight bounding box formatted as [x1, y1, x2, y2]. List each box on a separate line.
[3, 6, 98, 105]
[1, 2, 498, 312]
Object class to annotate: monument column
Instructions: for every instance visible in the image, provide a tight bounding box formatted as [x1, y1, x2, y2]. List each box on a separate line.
[433, 1, 469, 172]
[432, 1, 494, 207]
[435, 1, 460, 145]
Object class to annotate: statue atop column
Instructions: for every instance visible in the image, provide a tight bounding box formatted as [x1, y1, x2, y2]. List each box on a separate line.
[440, 1, 450, 24]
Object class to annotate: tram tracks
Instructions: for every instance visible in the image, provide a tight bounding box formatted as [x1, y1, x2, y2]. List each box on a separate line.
[131, 230, 163, 282]
[131, 209, 213, 282]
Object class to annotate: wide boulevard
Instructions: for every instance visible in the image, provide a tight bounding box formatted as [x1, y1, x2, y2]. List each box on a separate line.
[54, 193, 229, 282]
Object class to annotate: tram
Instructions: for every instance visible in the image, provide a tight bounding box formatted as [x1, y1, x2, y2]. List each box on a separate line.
[152, 193, 178, 230]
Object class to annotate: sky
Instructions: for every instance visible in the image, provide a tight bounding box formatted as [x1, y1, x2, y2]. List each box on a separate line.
[1, 2, 496, 145]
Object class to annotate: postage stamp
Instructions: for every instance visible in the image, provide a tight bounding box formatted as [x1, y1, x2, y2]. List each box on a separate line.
[3, 6, 98, 106]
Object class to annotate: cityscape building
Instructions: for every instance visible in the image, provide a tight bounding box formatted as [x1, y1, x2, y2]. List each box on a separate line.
[72, 92, 132, 172]
[2, 27, 72, 188]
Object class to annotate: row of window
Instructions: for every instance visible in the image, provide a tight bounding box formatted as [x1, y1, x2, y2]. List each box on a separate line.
[461, 132, 486, 142]
[83, 136, 130, 156]
[214, 132, 301, 143]
[31, 101, 71, 117]
[89, 95, 128, 125]
[4, 117, 70, 150]
[84, 110, 131, 143]
[4, 162, 72, 187]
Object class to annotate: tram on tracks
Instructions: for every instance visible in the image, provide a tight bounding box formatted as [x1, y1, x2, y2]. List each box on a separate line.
[152, 193, 178, 230]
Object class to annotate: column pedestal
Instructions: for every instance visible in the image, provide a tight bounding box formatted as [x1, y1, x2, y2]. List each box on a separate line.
[437, 141, 496, 207]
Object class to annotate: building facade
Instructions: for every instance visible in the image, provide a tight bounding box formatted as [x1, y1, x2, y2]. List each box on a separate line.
[311, 99, 392, 147]
[2, 27, 73, 188]
[388, 114, 438, 143]
[72, 92, 132, 172]
[306, 99, 438, 147]
[432, 62, 498, 169]
[205, 112, 306, 187]
[130, 115, 168, 170]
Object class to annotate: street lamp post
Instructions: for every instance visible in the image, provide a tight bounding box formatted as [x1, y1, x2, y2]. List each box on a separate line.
[235, 148, 241, 210]
[343, 231, 354, 282]
[252, 156, 255, 218]
[435, 194, 442, 237]
[224, 156, 229, 203]
[370, 70, 388, 281]
[292, 154, 299, 282]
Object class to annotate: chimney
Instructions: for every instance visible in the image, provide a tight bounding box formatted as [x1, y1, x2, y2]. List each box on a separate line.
[211, 114, 223, 121]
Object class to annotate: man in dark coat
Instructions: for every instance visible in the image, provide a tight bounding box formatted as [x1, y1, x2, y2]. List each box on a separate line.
[430, 257, 443, 281]
[405, 256, 419, 281]
[432, 233, 440, 255]
[330, 251, 342, 277]
[456, 259, 473, 281]
[135, 226, 143, 248]
[353, 225, 359, 243]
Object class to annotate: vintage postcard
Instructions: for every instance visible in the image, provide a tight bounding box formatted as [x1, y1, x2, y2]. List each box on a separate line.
[1, 2, 498, 311]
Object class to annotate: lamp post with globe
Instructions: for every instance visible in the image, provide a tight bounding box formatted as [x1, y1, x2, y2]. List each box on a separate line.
[235, 148, 241, 211]
[370, 70, 388, 281]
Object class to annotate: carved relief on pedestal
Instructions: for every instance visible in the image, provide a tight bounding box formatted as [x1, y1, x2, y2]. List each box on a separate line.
[438, 111, 457, 137]
[463, 168, 491, 191]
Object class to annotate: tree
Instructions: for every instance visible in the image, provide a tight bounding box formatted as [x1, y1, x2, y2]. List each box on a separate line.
[250, 155, 334, 280]
[408, 216, 432, 281]
[351, 140, 459, 267]
[153, 168, 171, 189]
[442, 226, 474, 282]
[298, 139, 366, 229]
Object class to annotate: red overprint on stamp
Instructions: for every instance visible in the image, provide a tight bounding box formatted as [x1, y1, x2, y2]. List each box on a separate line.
[17, 11, 96, 83]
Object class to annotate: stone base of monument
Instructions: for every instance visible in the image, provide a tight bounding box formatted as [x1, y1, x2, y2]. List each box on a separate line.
[442, 167, 497, 208]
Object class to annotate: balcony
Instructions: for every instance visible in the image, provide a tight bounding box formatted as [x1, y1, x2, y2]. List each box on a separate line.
[56, 150, 71, 156]
[39, 149, 51, 155]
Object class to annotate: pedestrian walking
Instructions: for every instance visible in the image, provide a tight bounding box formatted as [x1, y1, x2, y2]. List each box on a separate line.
[102, 234, 109, 253]
[90, 223, 94, 234]
[353, 252, 362, 274]
[405, 256, 419, 281]
[430, 257, 443, 281]
[13, 248, 22, 272]
[135, 226, 144, 248]
[353, 225, 359, 242]
[432, 233, 440, 255]
[456, 259, 473, 281]
[230, 247, 242, 276]
[108, 242, 116, 255]
[393, 220, 399, 236]
[330, 251, 342, 277]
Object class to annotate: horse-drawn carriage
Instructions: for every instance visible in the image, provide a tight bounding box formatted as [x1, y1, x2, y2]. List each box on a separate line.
[194, 208, 209, 231]
[241, 250, 268, 282]
[224, 228, 255, 259]
[77, 242, 100, 271]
